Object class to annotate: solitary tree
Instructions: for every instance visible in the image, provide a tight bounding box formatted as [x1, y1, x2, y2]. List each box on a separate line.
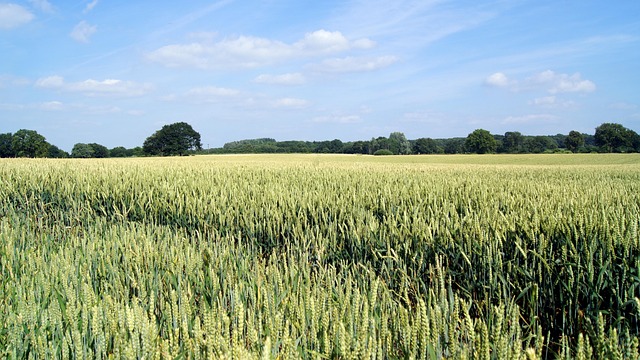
[565, 131, 585, 152]
[143, 122, 202, 156]
[11, 129, 50, 158]
[594, 123, 639, 152]
[465, 129, 497, 154]
[388, 132, 412, 154]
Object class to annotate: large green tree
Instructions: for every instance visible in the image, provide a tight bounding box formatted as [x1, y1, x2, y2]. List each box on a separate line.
[143, 122, 202, 156]
[11, 129, 50, 158]
[465, 129, 497, 154]
[565, 131, 585, 152]
[594, 123, 639, 152]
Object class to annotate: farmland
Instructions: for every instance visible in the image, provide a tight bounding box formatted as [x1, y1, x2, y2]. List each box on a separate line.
[1, 154, 639, 359]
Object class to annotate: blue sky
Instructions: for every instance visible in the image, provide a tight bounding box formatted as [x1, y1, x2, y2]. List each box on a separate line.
[1, 0, 639, 151]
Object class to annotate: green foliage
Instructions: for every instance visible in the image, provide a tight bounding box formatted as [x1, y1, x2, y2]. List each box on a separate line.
[525, 135, 558, 153]
[71, 143, 95, 158]
[465, 129, 498, 154]
[566, 131, 586, 152]
[595, 123, 640, 152]
[89, 143, 109, 158]
[11, 129, 50, 158]
[373, 149, 394, 155]
[413, 137, 443, 154]
[0, 132, 14, 158]
[143, 122, 202, 156]
[47, 145, 69, 158]
[109, 146, 130, 157]
[388, 132, 412, 154]
[502, 131, 525, 153]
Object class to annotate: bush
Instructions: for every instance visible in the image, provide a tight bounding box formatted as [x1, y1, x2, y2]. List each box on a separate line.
[373, 149, 394, 156]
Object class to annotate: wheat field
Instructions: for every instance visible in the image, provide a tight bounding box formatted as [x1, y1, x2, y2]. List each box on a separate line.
[1, 154, 639, 359]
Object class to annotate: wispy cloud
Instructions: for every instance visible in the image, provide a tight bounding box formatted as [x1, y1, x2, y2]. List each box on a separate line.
[486, 70, 596, 94]
[502, 114, 557, 125]
[0, 3, 34, 29]
[84, 0, 98, 13]
[529, 96, 576, 109]
[254, 73, 306, 85]
[312, 114, 362, 124]
[36, 76, 153, 96]
[272, 98, 310, 109]
[310, 55, 398, 73]
[40, 101, 64, 111]
[29, 0, 54, 13]
[148, 30, 376, 69]
[329, 0, 498, 47]
[70, 21, 97, 43]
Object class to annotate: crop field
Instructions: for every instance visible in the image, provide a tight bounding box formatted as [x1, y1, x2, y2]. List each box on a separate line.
[1, 154, 640, 359]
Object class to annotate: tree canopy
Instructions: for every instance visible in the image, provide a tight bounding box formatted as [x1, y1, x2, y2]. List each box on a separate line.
[11, 129, 50, 158]
[143, 122, 202, 156]
[595, 123, 639, 153]
[465, 129, 497, 154]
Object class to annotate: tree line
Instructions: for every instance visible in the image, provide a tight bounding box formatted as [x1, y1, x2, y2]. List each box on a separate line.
[1, 122, 638, 158]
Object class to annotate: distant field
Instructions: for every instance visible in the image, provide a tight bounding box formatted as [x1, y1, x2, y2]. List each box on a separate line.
[1, 154, 639, 358]
[194, 152, 640, 166]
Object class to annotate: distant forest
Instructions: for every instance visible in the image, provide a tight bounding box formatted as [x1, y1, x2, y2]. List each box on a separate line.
[1, 122, 639, 158]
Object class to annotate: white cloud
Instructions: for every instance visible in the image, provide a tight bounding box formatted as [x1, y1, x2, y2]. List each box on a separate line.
[148, 29, 376, 69]
[84, 0, 98, 13]
[502, 114, 557, 124]
[529, 96, 576, 108]
[311, 55, 398, 73]
[528, 70, 596, 94]
[0, 4, 34, 29]
[35, 75, 65, 88]
[36, 76, 153, 96]
[70, 21, 97, 43]
[272, 98, 309, 109]
[186, 86, 240, 98]
[484, 72, 511, 87]
[40, 101, 64, 111]
[254, 73, 306, 85]
[486, 70, 596, 94]
[29, 0, 53, 13]
[312, 114, 362, 124]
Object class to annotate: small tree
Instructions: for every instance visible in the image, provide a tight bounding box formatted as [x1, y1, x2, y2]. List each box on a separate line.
[465, 129, 497, 154]
[143, 122, 202, 156]
[565, 131, 585, 152]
